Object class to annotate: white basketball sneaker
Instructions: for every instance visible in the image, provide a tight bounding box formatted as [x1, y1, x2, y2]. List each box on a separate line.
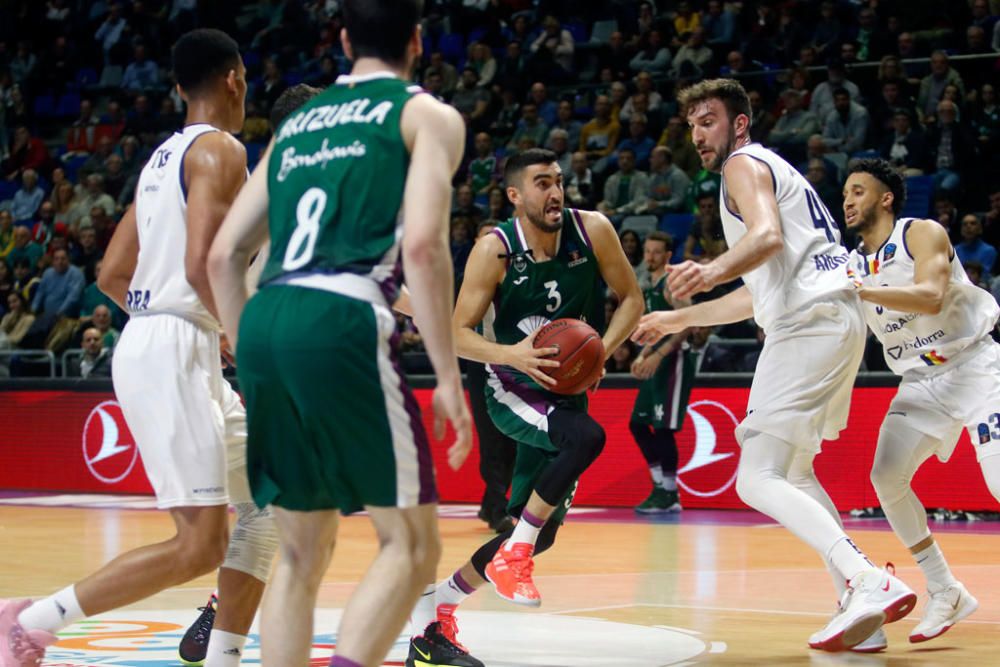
[809, 564, 916, 652]
[909, 582, 978, 643]
[851, 627, 887, 653]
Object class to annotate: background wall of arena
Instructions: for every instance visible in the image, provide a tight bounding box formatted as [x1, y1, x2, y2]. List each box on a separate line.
[1, 381, 995, 511]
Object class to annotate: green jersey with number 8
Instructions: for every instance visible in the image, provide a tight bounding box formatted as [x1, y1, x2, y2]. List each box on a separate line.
[261, 72, 423, 300]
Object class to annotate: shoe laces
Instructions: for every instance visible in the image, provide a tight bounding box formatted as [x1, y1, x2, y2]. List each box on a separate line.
[191, 598, 218, 643]
[436, 615, 469, 654]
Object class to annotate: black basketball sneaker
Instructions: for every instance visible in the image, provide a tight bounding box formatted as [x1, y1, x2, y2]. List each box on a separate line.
[178, 592, 217, 666]
[405, 619, 484, 667]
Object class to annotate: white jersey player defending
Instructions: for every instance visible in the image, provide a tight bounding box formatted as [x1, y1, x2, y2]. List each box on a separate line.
[845, 158, 999, 645]
[632, 79, 915, 652]
[0, 30, 276, 667]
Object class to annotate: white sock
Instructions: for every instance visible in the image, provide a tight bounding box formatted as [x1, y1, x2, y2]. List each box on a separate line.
[410, 584, 436, 637]
[505, 510, 544, 550]
[436, 574, 473, 608]
[204, 629, 247, 667]
[913, 542, 957, 594]
[661, 474, 677, 491]
[649, 465, 665, 488]
[18, 585, 85, 634]
[827, 537, 875, 584]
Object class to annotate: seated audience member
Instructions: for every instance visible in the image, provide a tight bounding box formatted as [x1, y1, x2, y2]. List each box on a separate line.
[26, 248, 84, 351]
[956, 214, 997, 279]
[68, 327, 113, 378]
[597, 148, 650, 226]
[0, 290, 34, 349]
[642, 146, 691, 215]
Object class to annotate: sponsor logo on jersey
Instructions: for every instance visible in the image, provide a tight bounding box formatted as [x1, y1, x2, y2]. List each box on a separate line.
[886, 329, 946, 360]
[883, 243, 897, 264]
[82, 401, 138, 484]
[978, 423, 991, 445]
[882, 312, 919, 334]
[276, 140, 368, 182]
[812, 253, 850, 271]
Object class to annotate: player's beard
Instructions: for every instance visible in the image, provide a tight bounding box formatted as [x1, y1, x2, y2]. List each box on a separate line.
[525, 202, 564, 233]
[705, 125, 737, 172]
[850, 201, 880, 232]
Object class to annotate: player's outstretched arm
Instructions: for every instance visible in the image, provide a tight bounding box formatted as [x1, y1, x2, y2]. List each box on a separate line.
[185, 131, 249, 324]
[667, 155, 783, 300]
[98, 203, 139, 311]
[856, 219, 951, 314]
[452, 233, 561, 387]
[207, 141, 273, 351]
[582, 210, 643, 359]
[400, 94, 472, 469]
[632, 284, 754, 345]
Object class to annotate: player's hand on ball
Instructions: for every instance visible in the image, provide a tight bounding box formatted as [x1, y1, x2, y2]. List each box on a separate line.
[507, 325, 561, 388]
[630, 352, 662, 380]
[632, 311, 688, 346]
[666, 260, 718, 301]
[432, 378, 473, 470]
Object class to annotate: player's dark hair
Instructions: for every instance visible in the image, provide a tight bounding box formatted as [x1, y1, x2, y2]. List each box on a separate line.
[343, 0, 423, 66]
[503, 148, 559, 186]
[646, 230, 673, 251]
[172, 29, 242, 96]
[270, 84, 322, 129]
[848, 158, 906, 215]
[678, 78, 752, 125]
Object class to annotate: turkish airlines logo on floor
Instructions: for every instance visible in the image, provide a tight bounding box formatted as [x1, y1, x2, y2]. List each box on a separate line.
[82, 401, 138, 484]
[676, 400, 740, 498]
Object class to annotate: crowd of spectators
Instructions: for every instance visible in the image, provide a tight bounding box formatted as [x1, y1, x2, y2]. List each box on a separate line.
[0, 0, 998, 376]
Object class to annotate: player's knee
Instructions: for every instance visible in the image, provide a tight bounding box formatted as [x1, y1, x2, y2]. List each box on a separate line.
[869, 455, 910, 505]
[735, 468, 768, 510]
[173, 534, 228, 579]
[378, 522, 442, 580]
[278, 536, 336, 584]
[224, 504, 278, 581]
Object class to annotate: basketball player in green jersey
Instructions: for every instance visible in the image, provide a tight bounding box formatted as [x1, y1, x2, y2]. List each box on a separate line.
[206, 1, 473, 666]
[405, 148, 642, 666]
[630, 231, 695, 513]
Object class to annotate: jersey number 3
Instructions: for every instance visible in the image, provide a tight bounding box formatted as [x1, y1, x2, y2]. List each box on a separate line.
[544, 280, 562, 313]
[282, 188, 327, 271]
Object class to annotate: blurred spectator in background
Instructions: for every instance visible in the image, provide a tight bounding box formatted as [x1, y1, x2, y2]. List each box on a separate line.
[598, 148, 649, 226]
[684, 194, 726, 263]
[956, 214, 997, 279]
[822, 88, 869, 155]
[451, 67, 491, 129]
[918, 51, 965, 121]
[925, 100, 973, 196]
[0, 211, 13, 263]
[529, 82, 558, 127]
[11, 256, 39, 305]
[670, 27, 712, 78]
[507, 102, 549, 150]
[613, 113, 655, 171]
[810, 59, 861, 123]
[485, 186, 512, 222]
[630, 29, 671, 76]
[580, 94, 620, 163]
[3, 169, 44, 223]
[565, 151, 596, 209]
[26, 247, 83, 351]
[643, 146, 691, 216]
[552, 99, 582, 150]
[68, 327, 113, 378]
[748, 89, 777, 144]
[529, 15, 575, 81]
[768, 89, 820, 163]
[547, 128, 573, 174]
[467, 132, 499, 201]
[658, 115, 701, 178]
[881, 109, 926, 176]
[452, 183, 484, 223]
[0, 290, 33, 350]
[6, 227, 42, 272]
[121, 44, 160, 93]
[467, 42, 496, 88]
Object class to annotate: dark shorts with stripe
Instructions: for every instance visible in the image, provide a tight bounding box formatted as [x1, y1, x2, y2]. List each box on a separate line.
[631, 350, 692, 430]
[237, 285, 436, 513]
[484, 365, 586, 523]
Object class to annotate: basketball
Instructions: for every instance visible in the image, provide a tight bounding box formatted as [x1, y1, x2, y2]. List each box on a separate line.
[533, 318, 605, 395]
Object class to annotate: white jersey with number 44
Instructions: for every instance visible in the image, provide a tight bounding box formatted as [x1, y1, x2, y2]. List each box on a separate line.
[718, 143, 853, 333]
[129, 123, 222, 331]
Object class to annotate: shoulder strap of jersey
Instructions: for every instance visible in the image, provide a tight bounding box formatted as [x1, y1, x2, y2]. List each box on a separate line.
[178, 126, 220, 202]
[566, 208, 595, 250]
[492, 219, 517, 267]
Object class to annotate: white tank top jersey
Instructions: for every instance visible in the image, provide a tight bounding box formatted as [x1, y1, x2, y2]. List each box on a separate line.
[129, 123, 223, 331]
[849, 217, 999, 376]
[718, 143, 853, 332]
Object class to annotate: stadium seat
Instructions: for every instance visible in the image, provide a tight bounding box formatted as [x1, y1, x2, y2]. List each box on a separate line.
[98, 65, 123, 88]
[660, 213, 695, 263]
[589, 19, 618, 44]
[902, 175, 934, 219]
[437, 33, 465, 64]
[0, 180, 19, 202]
[32, 94, 56, 118]
[565, 19, 588, 43]
[620, 215, 658, 238]
[56, 92, 81, 118]
[74, 67, 99, 90]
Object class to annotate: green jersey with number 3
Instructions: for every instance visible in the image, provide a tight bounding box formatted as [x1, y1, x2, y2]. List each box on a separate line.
[485, 210, 602, 389]
[261, 72, 423, 298]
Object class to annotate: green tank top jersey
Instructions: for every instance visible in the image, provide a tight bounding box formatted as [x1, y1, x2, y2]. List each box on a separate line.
[644, 273, 671, 314]
[261, 72, 423, 299]
[484, 209, 601, 388]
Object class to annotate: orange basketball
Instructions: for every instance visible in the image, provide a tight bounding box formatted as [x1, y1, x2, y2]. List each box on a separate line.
[533, 318, 605, 395]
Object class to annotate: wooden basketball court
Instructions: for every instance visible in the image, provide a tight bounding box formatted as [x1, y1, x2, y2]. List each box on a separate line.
[1, 497, 996, 665]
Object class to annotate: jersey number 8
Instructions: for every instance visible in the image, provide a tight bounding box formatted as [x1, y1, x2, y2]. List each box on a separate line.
[282, 187, 327, 271]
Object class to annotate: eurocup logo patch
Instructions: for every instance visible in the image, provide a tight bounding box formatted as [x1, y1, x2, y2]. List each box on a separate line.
[676, 400, 740, 497]
[82, 401, 138, 484]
